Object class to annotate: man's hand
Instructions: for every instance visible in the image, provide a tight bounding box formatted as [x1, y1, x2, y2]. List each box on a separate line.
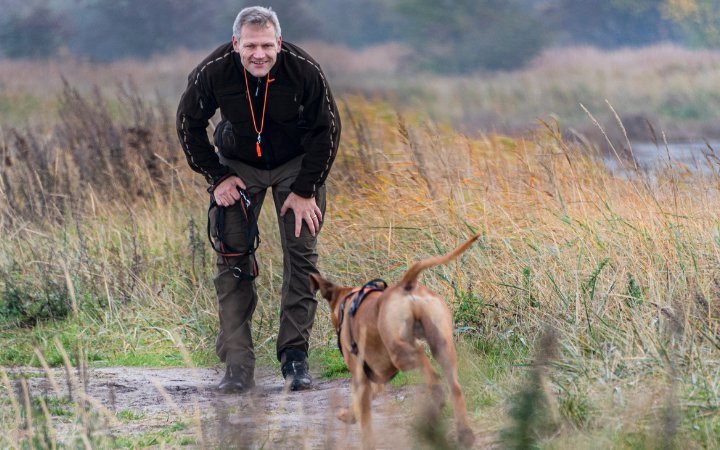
[280, 192, 322, 237]
[213, 175, 247, 206]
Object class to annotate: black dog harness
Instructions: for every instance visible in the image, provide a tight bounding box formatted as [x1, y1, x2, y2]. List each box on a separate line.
[336, 278, 398, 383]
[336, 279, 388, 356]
[207, 187, 260, 280]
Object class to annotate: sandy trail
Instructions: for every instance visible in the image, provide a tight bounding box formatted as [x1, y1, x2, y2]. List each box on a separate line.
[10, 365, 482, 449]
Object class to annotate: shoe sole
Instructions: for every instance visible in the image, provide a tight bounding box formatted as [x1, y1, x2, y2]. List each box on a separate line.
[289, 380, 313, 391]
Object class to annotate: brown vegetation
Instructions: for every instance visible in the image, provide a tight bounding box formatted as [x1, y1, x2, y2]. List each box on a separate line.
[1, 49, 719, 446]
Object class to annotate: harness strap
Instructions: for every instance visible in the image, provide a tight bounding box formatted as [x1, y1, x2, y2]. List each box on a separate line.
[349, 279, 387, 316]
[337, 300, 348, 356]
[207, 188, 261, 280]
[336, 279, 388, 357]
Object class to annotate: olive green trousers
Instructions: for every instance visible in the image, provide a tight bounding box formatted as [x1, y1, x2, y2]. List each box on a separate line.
[212, 154, 325, 366]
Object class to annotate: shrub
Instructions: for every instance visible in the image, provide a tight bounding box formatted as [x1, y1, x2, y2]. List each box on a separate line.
[0, 265, 70, 327]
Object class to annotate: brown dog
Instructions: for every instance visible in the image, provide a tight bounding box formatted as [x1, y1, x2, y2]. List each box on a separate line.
[310, 235, 479, 449]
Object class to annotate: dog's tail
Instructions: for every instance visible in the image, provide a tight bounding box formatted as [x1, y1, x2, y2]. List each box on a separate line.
[399, 234, 480, 290]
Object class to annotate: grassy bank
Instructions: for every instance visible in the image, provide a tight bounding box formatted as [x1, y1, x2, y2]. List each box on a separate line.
[3, 44, 720, 141]
[1, 84, 719, 448]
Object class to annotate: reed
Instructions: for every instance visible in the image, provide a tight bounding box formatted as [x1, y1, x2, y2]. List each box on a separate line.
[1, 82, 719, 447]
[4, 43, 720, 139]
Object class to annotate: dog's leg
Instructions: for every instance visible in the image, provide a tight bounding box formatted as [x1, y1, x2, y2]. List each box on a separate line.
[371, 382, 385, 399]
[337, 407, 356, 424]
[352, 362, 375, 450]
[417, 346, 445, 410]
[430, 337, 475, 448]
[385, 338, 420, 371]
[338, 381, 357, 425]
[386, 339, 449, 407]
[421, 313, 475, 448]
[385, 330, 444, 405]
[339, 371, 359, 424]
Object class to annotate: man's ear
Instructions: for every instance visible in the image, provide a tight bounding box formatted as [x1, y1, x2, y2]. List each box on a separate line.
[278, 36, 282, 51]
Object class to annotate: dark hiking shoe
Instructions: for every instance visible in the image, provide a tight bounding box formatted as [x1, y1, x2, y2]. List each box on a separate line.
[281, 349, 312, 391]
[217, 365, 255, 393]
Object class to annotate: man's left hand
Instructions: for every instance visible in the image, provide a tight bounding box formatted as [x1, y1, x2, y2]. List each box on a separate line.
[280, 192, 322, 238]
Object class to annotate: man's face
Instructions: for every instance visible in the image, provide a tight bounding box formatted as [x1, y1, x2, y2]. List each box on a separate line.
[232, 23, 281, 78]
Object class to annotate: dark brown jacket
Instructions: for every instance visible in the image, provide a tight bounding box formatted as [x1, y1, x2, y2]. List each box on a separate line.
[177, 40, 340, 198]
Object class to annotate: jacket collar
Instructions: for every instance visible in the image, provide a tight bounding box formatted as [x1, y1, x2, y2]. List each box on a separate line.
[232, 48, 282, 83]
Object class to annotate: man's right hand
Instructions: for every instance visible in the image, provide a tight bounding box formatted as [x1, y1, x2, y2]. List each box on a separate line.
[213, 175, 247, 206]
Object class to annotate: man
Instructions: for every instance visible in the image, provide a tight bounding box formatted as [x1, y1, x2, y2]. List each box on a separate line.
[176, 6, 340, 392]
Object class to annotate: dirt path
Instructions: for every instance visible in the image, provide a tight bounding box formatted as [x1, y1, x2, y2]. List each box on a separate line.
[10, 366, 490, 449]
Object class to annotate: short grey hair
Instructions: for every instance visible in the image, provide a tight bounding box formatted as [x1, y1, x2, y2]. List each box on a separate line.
[233, 6, 282, 40]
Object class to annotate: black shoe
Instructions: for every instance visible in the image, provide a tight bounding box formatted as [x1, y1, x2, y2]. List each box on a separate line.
[281, 349, 312, 391]
[217, 364, 255, 393]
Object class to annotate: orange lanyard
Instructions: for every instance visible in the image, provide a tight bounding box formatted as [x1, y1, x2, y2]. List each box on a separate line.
[243, 70, 273, 157]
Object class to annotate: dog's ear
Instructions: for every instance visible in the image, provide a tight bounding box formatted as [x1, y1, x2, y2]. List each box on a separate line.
[309, 273, 336, 301]
[309, 273, 322, 293]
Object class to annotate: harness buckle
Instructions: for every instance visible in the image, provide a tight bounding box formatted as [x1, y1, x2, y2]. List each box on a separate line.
[229, 262, 258, 281]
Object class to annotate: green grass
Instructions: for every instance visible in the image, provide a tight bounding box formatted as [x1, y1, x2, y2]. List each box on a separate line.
[0, 316, 220, 369]
[6, 372, 45, 380]
[109, 422, 191, 448]
[96, 350, 219, 368]
[33, 396, 74, 418]
[0, 92, 55, 125]
[389, 370, 422, 388]
[115, 409, 145, 421]
[313, 347, 350, 379]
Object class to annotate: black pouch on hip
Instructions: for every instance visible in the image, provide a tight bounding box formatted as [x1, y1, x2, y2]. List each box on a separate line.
[213, 119, 236, 153]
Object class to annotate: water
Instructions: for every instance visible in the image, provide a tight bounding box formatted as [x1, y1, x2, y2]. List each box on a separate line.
[603, 141, 720, 174]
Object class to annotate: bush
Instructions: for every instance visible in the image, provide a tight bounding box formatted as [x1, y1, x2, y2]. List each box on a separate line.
[0, 5, 69, 59]
[0, 265, 70, 327]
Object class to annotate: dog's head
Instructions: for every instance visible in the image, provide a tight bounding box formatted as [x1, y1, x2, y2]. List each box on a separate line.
[309, 273, 353, 329]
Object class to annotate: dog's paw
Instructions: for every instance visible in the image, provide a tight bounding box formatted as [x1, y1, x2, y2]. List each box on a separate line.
[458, 427, 475, 448]
[338, 408, 356, 424]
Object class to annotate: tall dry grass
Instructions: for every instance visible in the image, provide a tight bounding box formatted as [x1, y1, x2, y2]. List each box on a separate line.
[4, 43, 720, 141]
[0, 82, 719, 447]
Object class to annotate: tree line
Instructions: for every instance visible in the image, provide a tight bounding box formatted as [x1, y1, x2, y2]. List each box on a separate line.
[1, 0, 719, 73]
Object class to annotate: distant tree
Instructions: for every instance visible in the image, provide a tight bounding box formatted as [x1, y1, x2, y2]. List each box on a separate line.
[396, 0, 547, 72]
[302, 0, 407, 47]
[212, 0, 325, 44]
[543, 0, 680, 47]
[0, 3, 69, 58]
[67, 0, 223, 61]
[663, 0, 720, 47]
[62, 0, 325, 61]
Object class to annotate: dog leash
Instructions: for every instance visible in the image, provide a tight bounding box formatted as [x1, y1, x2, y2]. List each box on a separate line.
[336, 279, 388, 356]
[207, 187, 260, 280]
